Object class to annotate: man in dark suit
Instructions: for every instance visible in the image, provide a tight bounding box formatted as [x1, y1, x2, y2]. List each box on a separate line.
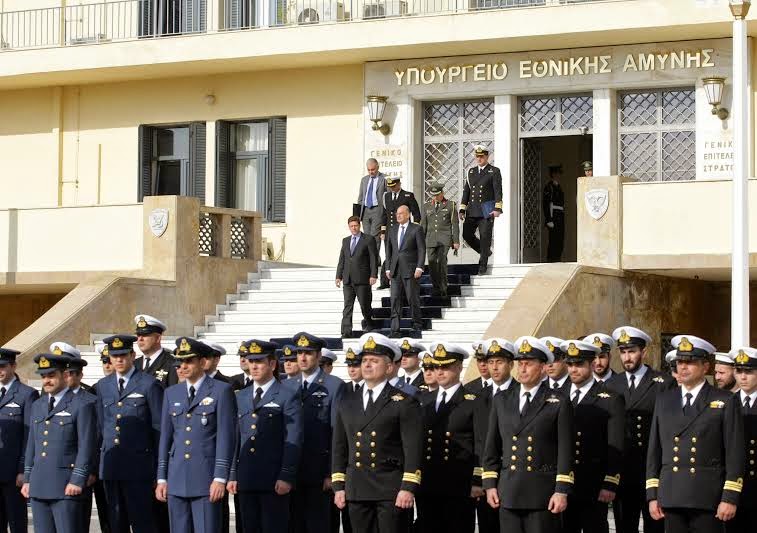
[133, 314, 178, 388]
[336, 216, 378, 338]
[379, 177, 421, 289]
[385, 205, 425, 338]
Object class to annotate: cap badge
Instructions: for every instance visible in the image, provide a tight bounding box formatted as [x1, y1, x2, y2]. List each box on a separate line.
[401, 340, 411, 350]
[736, 350, 750, 365]
[137, 316, 148, 328]
[619, 330, 631, 344]
[52, 346, 63, 356]
[39, 356, 50, 369]
[545, 340, 555, 353]
[434, 344, 447, 358]
[678, 337, 693, 353]
[489, 340, 501, 354]
[284, 346, 292, 356]
[567, 343, 580, 357]
[249, 342, 262, 354]
[363, 336, 377, 351]
[112, 338, 124, 349]
[346, 349, 356, 360]
[593, 336, 603, 348]
[519, 340, 532, 354]
[179, 338, 191, 353]
[239, 344, 248, 354]
[475, 344, 484, 356]
[102, 346, 109, 356]
[297, 335, 310, 348]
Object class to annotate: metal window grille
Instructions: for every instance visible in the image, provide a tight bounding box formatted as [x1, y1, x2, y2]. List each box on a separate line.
[618, 88, 696, 182]
[422, 100, 495, 203]
[229, 216, 251, 259]
[198, 212, 219, 256]
[519, 94, 592, 137]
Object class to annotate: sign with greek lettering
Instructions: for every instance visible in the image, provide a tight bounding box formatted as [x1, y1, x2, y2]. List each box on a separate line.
[368, 145, 406, 180]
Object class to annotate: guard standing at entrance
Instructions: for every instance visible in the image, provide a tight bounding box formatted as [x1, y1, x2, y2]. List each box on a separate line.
[542, 165, 565, 263]
[421, 181, 459, 297]
[459, 145, 502, 275]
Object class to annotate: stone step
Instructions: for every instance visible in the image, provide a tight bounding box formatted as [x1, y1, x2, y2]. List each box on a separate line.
[257, 264, 531, 280]
[205, 317, 435, 333]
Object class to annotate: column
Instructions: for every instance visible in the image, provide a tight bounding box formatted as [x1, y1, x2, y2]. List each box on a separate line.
[491, 94, 518, 265]
[592, 88, 617, 177]
[205, 120, 217, 206]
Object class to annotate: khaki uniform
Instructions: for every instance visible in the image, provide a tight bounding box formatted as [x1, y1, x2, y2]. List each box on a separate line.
[420, 198, 459, 297]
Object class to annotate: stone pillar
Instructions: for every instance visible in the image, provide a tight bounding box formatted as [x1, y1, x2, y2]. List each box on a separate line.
[592, 88, 617, 177]
[576, 175, 622, 270]
[205, 120, 217, 206]
[492, 94, 518, 265]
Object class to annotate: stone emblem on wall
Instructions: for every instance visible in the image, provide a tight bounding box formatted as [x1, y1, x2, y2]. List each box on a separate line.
[584, 189, 609, 221]
[149, 208, 169, 237]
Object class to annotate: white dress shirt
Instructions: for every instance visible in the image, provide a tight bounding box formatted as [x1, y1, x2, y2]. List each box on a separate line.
[568, 379, 595, 405]
[116, 366, 137, 389]
[492, 377, 513, 395]
[302, 369, 321, 389]
[625, 365, 648, 388]
[740, 389, 757, 408]
[680, 380, 706, 407]
[549, 374, 569, 390]
[252, 377, 276, 396]
[518, 382, 542, 413]
[49, 388, 69, 410]
[594, 370, 614, 383]
[363, 381, 388, 410]
[402, 369, 422, 385]
[186, 374, 206, 397]
[435, 383, 462, 411]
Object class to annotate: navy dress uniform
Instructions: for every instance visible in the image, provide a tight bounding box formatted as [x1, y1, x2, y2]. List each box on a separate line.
[482, 337, 575, 533]
[559, 340, 625, 533]
[331, 334, 424, 533]
[542, 165, 565, 263]
[0, 348, 39, 533]
[133, 314, 178, 388]
[420, 181, 460, 297]
[460, 145, 503, 274]
[157, 337, 238, 533]
[582, 333, 616, 383]
[283, 332, 345, 533]
[230, 340, 303, 533]
[24, 354, 97, 533]
[542, 336, 571, 395]
[605, 326, 673, 533]
[646, 335, 745, 533]
[729, 347, 757, 533]
[96, 334, 164, 533]
[417, 342, 481, 533]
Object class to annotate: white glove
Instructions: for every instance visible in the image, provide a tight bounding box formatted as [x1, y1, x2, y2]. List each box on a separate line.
[547, 222, 555, 229]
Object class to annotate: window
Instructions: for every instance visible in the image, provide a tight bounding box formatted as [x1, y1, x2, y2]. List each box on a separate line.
[216, 118, 287, 222]
[138, 0, 207, 37]
[618, 88, 696, 182]
[138, 122, 206, 202]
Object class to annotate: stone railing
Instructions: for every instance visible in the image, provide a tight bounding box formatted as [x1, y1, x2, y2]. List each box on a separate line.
[198, 206, 262, 260]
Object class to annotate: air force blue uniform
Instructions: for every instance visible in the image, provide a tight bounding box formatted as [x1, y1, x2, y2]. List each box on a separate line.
[25, 389, 97, 533]
[96, 368, 163, 533]
[158, 376, 237, 532]
[0, 379, 39, 533]
[231, 378, 303, 533]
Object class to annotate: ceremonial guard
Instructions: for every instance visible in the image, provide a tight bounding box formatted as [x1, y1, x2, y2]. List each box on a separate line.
[560, 340, 624, 533]
[378, 176, 422, 289]
[542, 165, 565, 262]
[459, 145, 503, 275]
[542, 337, 570, 394]
[730, 346, 757, 533]
[466, 342, 492, 394]
[0, 348, 39, 533]
[582, 333, 616, 382]
[22, 353, 97, 533]
[96, 334, 164, 533]
[284, 332, 344, 533]
[482, 336, 574, 533]
[134, 314, 178, 387]
[605, 326, 673, 533]
[646, 335, 744, 532]
[420, 181, 459, 296]
[417, 342, 481, 533]
[345, 348, 364, 395]
[581, 161, 593, 178]
[399, 338, 426, 388]
[228, 340, 303, 533]
[331, 333, 423, 533]
[156, 337, 237, 532]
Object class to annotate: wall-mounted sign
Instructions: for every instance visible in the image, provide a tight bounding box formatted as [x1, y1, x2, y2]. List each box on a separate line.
[368, 145, 406, 180]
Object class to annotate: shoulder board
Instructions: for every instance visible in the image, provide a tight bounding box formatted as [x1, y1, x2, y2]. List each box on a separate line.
[597, 392, 611, 398]
[546, 396, 560, 403]
[653, 376, 665, 383]
[391, 394, 405, 402]
[709, 400, 725, 409]
[464, 394, 476, 400]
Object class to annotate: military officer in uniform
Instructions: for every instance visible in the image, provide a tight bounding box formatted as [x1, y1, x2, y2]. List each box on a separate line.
[22, 353, 97, 533]
[483, 336, 574, 533]
[0, 348, 39, 533]
[320, 348, 337, 375]
[543, 165, 565, 263]
[605, 326, 673, 533]
[560, 340, 624, 533]
[387, 351, 419, 397]
[465, 343, 492, 394]
[419, 352, 438, 396]
[714, 352, 739, 392]
[134, 314, 178, 387]
[281, 345, 301, 381]
[399, 338, 425, 389]
[50, 342, 95, 396]
[230, 344, 253, 391]
[581, 161, 593, 178]
[202, 340, 231, 383]
[582, 333, 616, 382]
[228, 339, 303, 533]
[378, 177, 422, 289]
[730, 346, 757, 533]
[459, 145, 503, 275]
[542, 337, 570, 394]
[417, 342, 481, 533]
[420, 181, 459, 297]
[156, 337, 237, 533]
[283, 332, 345, 533]
[332, 333, 423, 533]
[345, 348, 364, 395]
[646, 335, 745, 532]
[96, 334, 163, 533]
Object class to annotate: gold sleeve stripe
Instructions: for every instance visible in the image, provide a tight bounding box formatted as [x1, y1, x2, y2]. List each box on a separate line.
[494, 202, 503, 209]
[473, 467, 483, 477]
[556, 474, 574, 484]
[331, 473, 346, 482]
[724, 480, 744, 492]
[481, 471, 499, 480]
[646, 478, 659, 489]
[604, 475, 621, 485]
[460, 204, 467, 210]
[402, 472, 421, 484]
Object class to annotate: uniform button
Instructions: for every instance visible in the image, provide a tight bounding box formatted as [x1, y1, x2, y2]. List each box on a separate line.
[637, 442, 643, 447]
[426, 456, 431, 460]
[751, 471, 755, 476]
[673, 457, 679, 462]
[512, 446, 517, 451]
[575, 450, 580, 456]
[444, 456, 448, 461]
[446, 432, 451, 437]
[115, 426, 121, 432]
[511, 455, 517, 461]
[690, 468, 696, 474]
[251, 437, 256, 441]
[577, 432, 582, 437]
[370, 442, 376, 448]
[45, 421, 50, 426]
[356, 452, 361, 457]
[70, 464, 74, 468]
[185, 440, 191, 445]
[371, 453, 376, 458]
[116, 414, 122, 420]
[527, 466, 532, 472]
[114, 438, 120, 445]
[751, 450, 755, 456]
[512, 436, 518, 441]
[426, 447, 431, 452]
[636, 425, 642, 429]
[691, 447, 696, 453]
[691, 437, 697, 443]
[186, 414, 191, 418]
[356, 442, 361, 447]
[41, 452, 47, 457]
[637, 416, 642, 421]
[528, 436, 533, 442]
[371, 463, 376, 468]
[185, 454, 190, 459]
[42, 441, 48, 446]
[427, 438, 432, 443]
[250, 448, 255, 453]
[673, 447, 679, 452]
[575, 441, 580, 446]
[251, 425, 256, 430]
[428, 430, 432, 435]
[356, 462, 361, 468]
[444, 449, 449, 453]
[750, 460, 755, 465]
[751, 439, 755, 445]
[444, 440, 449, 445]
[636, 433, 642, 438]
[527, 456, 532, 462]
[674, 437, 680, 443]
[371, 431, 376, 437]
[575, 459, 580, 465]
[510, 465, 516, 471]
[357, 432, 362, 437]
[673, 466, 678, 472]
[117, 402, 123, 407]
[43, 431, 48, 436]
[186, 427, 191, 432]
[252, 414, 257, 418]
[527, 446, 533, 452]
[690, 458, 695, 464]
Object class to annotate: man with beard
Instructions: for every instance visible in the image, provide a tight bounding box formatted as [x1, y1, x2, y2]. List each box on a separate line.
[605, 326, 673, 533]
[714, 353, 739, 392]
[583, 333, 616, 383]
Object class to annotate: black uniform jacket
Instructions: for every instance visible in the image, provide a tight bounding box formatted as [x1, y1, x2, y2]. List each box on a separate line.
[646, 381, 745, 510]
[135, 348, 178, 388]
[739, 392, 757, 502]
[571, 381, 625, 499]
[420, 386, 485, 496]
[483, 384, 575, 510]
[380, 189, 422, 231]
[331, 383, 423, 501]
[460, 164, 503, 218]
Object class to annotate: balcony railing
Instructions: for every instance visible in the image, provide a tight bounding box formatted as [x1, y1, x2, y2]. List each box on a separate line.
[0, 0, 603, 51]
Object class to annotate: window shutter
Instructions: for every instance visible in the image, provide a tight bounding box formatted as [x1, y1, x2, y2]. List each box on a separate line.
[227, 0, 241, 28]
[189, 122, 207, 203]
[138, 125, 155, 201]
[215, 121, 232, 208]
[270, 118, 287, 222]
[139, 0, 154, 37]
[183, 0, 207, 32]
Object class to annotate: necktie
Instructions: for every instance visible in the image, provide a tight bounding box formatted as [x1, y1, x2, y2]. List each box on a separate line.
[572, 390, 581, 406]
[393, 193, 397, 202]
[745, 396, 751, 410]
[365, 388, 374, 412]
[144, 358, 151, 371]
[683, 392, 693, 415]
[406, 376, 411, 384]
[188, 385, 196, 405]
[245, 377, 251, 388]
[437, 391, 446, 412]
[521, 392, 531, 416]
[629, 374, 636, 393]
[302, 380, 309, 396]
[118, 377, 125, 394]
[254, 387, 263, 408]
[48, 395, 55, 413]
[0, 387, 6, 401]
[366, 178, 375, 208]
[399, 225, 405, 248]
[354, 382, 361, 393]
[350, 235, 358, 254]
[552, 381, 560, 390]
